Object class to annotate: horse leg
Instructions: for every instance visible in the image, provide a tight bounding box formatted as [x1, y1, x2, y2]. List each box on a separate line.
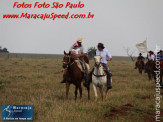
[93, 84, 97, 101]
[105, 88, 109, 101]
[148, 72, 151, 81]
[79, 84, 82, 99]
[139, 68, 141, 74]
[75, 86, 78, 101]
[140, 68, 142, 74]
[99, 87, 104, 101]
[87, 85, 90, 100]
[65, 82, 70, 100]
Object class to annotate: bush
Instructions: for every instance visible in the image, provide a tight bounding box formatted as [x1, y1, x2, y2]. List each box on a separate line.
[87, 47, 96, 59]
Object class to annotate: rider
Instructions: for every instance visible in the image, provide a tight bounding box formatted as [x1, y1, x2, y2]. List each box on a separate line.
[145, 51, 156, 72]
[70, 37, 84, 53]
[71, 42, 86, 72]
[71, 42, 81, 54]
[96, 43, 112, 89]
[147, 51, 155, 61]
[84, 43, 112, 89]
[61, 39, 88, 84]
[135, 53, 145, 69]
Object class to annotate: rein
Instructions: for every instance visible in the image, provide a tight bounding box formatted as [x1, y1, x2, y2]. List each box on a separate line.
[93, 73, 106, 77]
[63, 55, 75, 69]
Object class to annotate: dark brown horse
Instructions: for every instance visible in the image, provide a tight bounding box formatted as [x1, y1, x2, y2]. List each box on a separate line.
[145, 61, 155, 80]
[62, 51, 90, 100]
[137, 59, 143, 74]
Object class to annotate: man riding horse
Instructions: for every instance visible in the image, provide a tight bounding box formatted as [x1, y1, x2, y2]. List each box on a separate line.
[145, 50, 156, 70]
[135, 53, 145, 69]
[85, 43, 112, 89]
[145, 51, 156, 79]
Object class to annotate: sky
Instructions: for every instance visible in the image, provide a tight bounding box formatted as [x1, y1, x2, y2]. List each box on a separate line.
[0, 0, 163, 56]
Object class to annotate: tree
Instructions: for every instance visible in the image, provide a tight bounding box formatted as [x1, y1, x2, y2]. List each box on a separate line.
[87, 47, 96, 59]
[124, 47, 136, 61]
[0, 46, 9, 53]
[2, 48, 9, 53]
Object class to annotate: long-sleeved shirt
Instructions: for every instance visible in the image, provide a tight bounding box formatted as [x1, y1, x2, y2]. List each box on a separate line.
[96, 49, 112, 64]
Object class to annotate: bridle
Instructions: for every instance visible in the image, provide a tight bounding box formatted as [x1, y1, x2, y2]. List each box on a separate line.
[63, 55, 75, 69]
[94, 62, 102, 68]
[93, 62, 106, 77]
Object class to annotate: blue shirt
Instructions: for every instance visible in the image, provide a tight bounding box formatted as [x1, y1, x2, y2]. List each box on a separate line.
[157, 54, 163, 59]
[96, 49, 112, 64]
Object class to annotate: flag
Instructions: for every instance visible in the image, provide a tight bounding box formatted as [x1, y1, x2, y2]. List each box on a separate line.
[136, 40, 147, 53]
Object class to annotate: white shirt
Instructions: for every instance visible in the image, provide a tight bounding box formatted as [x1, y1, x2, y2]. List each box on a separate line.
[148, 54, 155, 61]
[70, 45, 84, 53]
[71, 48, 80, 54]
[96, 49, 112, 64]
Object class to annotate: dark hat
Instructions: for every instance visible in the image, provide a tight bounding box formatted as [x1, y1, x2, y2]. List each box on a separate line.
[148, 50, 153, 54]
[139, 53, 142, 56]
[97, 43, 105, 49]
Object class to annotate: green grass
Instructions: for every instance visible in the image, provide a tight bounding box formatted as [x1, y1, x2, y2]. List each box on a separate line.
[0, 58, 162, 122]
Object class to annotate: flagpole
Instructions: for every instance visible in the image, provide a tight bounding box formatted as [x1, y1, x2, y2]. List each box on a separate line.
[146, 37, 148, 61]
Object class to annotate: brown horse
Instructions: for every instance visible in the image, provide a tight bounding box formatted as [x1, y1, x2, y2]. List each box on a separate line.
[62, 51, 90, 100]
[145, 61, 155, 80]
[137, 59, 144, 74]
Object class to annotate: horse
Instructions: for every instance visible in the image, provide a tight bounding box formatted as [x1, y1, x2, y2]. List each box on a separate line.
[145, 60, 155, 80]
[137, 59, 143, 74]
[62, 51, 90, 100]
[92, 55, 111, 101]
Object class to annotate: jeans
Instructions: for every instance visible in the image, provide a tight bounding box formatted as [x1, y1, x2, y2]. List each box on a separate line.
[102, 63, 111, 85]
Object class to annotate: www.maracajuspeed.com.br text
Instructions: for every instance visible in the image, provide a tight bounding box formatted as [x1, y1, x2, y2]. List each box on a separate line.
[2, 12, 94, 20]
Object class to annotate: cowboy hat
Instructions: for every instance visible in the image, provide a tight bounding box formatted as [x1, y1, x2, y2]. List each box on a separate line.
[148, 50, 153, 53]
[77, 37, 83, 43]
[97, 43, 105, 49]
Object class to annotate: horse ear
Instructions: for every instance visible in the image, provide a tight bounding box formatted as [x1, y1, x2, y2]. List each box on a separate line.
[64, 51, 66, 55]
[69, 51, 71, 55]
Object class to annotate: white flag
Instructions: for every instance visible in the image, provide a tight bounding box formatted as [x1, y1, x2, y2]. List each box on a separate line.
[136, 40, 147, 53]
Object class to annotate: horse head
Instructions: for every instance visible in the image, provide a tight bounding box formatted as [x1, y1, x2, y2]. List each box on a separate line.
[94, 55, 102, 68]
[63, 51, 72, 68]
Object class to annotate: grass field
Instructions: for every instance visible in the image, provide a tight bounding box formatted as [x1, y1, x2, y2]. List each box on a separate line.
[0, 58, 162, 122]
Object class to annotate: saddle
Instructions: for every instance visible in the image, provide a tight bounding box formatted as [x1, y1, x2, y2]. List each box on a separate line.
[75, 60, 90, 72]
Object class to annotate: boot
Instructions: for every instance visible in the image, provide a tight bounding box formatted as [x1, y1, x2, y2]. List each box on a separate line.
[107, 77, 112, 90]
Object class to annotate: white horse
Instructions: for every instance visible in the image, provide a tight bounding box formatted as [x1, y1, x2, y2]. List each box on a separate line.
[92, 55, 111, 101]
